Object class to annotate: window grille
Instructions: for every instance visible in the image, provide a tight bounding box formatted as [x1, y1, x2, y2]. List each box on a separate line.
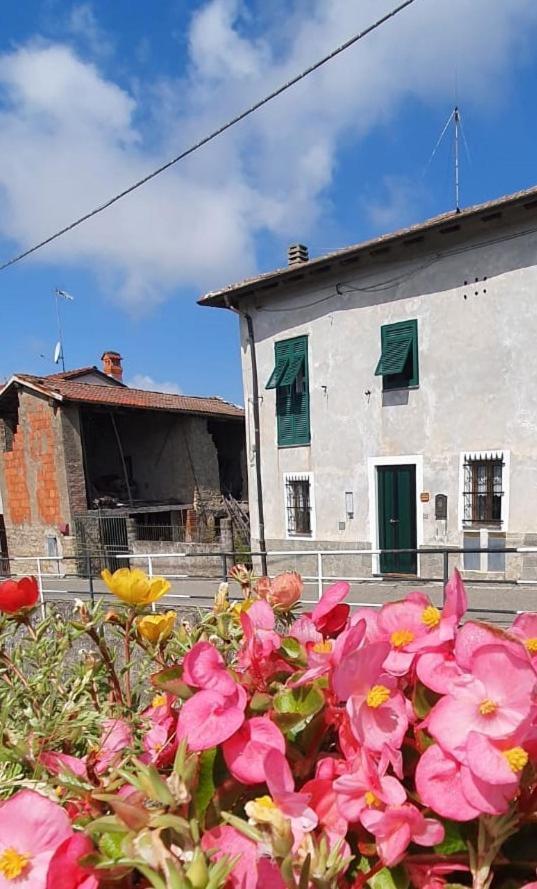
[463, 453, 503, 526]
[285, 475, 312, 536]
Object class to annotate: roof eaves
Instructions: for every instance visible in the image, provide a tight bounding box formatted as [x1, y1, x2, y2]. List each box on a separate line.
[198, 183, 537, 308]
[0, 375, 64, 402]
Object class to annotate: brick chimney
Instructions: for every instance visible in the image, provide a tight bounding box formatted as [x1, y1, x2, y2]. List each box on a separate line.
[101, 351, 123, 382]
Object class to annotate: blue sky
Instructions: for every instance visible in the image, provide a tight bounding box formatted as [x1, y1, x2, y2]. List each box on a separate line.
[1, 0, 537, 403]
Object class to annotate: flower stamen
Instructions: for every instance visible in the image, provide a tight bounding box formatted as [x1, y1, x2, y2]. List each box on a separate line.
[503, 747, 528, 773]
[312, 641, 333, 654]
[422, 606, 442, 628]
[364, 790, 382, 808]
[0, 848, 30, 879]
[390, 629, 415, 649]
[366, 685, 391, 709]
[524, 638, 537, 654]
[479, 699, 498, 716]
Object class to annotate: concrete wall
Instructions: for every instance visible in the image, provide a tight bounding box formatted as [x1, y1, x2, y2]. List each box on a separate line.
[238, 215, 537, 580]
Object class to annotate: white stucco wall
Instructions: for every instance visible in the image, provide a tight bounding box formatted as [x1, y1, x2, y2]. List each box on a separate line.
[237, 215, 537, 575]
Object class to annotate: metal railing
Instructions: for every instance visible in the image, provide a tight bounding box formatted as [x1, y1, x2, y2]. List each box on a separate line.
[1, 545, 537, 624]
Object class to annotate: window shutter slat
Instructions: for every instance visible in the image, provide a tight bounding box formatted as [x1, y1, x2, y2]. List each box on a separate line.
[274, 336, 310, 446]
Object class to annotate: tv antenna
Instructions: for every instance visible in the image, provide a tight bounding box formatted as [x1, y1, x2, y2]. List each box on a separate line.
[53, 288, 74, 371]
[424, 105, 470, 213]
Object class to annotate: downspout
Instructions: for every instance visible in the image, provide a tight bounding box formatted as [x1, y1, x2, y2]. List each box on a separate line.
[226, 299, 267, 576]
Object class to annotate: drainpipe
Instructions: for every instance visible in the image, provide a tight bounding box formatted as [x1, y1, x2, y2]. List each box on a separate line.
[226, 300, 267, 576]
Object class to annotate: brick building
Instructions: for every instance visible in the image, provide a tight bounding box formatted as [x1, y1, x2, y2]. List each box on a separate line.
[0, 353, 246, 573]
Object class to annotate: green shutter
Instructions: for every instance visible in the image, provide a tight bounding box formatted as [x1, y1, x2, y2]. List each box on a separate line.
[375, 320, 418, 388]
[266, 356, 289, 389]
[274, 336, 310, 447]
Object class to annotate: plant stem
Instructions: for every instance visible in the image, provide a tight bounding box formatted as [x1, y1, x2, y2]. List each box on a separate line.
[124, 610, 135, 708]
[86, 627, 124, 705]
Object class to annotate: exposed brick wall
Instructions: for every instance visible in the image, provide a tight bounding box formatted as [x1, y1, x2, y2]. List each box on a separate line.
[27, 402, 62, 525]
[4, 428, 31, 524]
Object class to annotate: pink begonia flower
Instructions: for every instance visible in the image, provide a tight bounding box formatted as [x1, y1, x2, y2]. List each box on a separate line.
[454, 621, 523, 671]
[182, 641, 237, 695]
[301, 777, 347, 839]
[46, 834, 98, 889]
[361, 803, 444, 867]
[305, 581, 350, 637]
[426, 644, 536, 758]
[289, 615, 323, 646]
[93, 718, 133, 773]
[511, 612, 537, 665]
[140, 717, 177, 767]
[416, 737, 525, 820]
[416, 649, 463, 694]
[201, 825, 285, 889]
[333, 641, 408, 752]
[406, 862, 469, 889]
[294, 620, 365, 687]
[264, 750, 318, 845]
[334, 750, 406, 823]
[223, 716, 286, 785]
[177, 684, 247, 751]
[238, 600, 282, 671]
[0, 789, 72, 888]
[40, 718, 132, 780]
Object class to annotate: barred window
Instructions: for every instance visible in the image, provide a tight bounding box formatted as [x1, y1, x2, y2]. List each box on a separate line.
[463, 453, 503, 526]
[285, 475, 312, 537]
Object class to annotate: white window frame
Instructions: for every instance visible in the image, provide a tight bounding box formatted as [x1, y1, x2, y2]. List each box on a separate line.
[458, 450, 510, 532]
[458, 450, 510, 574]
[283, 472, 316, 540]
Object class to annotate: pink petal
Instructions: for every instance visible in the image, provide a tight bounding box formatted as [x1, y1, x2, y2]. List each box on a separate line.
[427, 693, 486, 756]
[264, 749, 294, 795]
[349, 694, 408, 752]
[289, 616, 322, 645]
[416, 651, 463, 694]
[182, 641, 234, 693]
[415, 745, 481, 821]
[412, 817, 445, 847]
[442, 568, 467, 621]
[202, 826, 257, 889]
[310, 582, 349, 623]
[333, 641, 390, 701]
[177, 688, 246, 751]
[460, 765, 516, 815]
[0, 790, 72, 854]
[39, 751, 88, 779]
[256, 859, 285, 889]
[223, 717, 285, 785]
[46, 834, 98, 889]
[247, 599, 275, 631]
[471, 644, 536, 711]
[466, 732, 522, 785]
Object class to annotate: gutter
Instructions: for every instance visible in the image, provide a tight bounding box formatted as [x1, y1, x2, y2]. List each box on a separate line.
[225, 297, 268, 575]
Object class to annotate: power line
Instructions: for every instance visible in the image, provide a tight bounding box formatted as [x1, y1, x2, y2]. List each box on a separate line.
[0, 0, 420, 273]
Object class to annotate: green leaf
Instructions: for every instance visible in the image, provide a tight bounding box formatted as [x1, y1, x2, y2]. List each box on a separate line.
[150, 665, 193, 698]
[194, 747, 217, 825]
[413, 681, 436, 719]
[434, 820, 467, 855]
[249, 692, 272, 713]
[273, 684, 324, 718]
[358, 858, 409, 889]
[98, 832, 126, 861]
[279, 637, 306, 665]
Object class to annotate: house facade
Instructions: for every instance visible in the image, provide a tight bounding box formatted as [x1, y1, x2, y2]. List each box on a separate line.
[200, 186, 537, 581]
[0, 353, 246, 573]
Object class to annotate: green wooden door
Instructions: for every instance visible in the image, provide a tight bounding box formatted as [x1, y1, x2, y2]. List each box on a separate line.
[377, 465, 417, 574]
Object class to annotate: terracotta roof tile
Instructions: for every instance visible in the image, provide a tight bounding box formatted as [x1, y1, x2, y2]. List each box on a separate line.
[12, 374, 244, 419]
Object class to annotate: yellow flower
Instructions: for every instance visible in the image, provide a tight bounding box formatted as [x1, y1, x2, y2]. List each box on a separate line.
[137, 611, 176, 644]
[101, 567, 170, 606]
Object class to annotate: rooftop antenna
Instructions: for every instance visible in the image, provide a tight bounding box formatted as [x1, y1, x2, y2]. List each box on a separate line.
[53, 288, 74, 371]
[424, 105, 470, 213]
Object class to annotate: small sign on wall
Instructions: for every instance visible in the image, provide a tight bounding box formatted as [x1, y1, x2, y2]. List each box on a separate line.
[420, 492, 430, 503]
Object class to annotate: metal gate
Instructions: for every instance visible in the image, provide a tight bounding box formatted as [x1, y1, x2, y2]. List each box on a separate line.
[0, 515, 9, 576]
[74, 513, 130, 573]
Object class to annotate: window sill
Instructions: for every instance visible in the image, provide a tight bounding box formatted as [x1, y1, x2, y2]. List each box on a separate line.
[382, 385, 419, 393]
[278, 442, 311, 449]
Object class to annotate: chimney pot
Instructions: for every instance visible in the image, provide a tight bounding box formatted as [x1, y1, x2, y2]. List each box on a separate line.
[288, 243, 309, 266]
[101, 351, 123, 382]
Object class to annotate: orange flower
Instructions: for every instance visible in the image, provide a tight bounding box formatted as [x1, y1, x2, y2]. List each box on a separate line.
[260, 572, 303, 611]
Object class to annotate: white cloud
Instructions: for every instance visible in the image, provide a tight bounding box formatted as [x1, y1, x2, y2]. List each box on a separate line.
[128, 373, 182, 394]
[67, 3, 114, 58]
[0, 0, 536, 312]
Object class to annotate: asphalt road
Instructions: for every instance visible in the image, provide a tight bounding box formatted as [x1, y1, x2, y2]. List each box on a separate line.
[36, 574, 537, 625]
